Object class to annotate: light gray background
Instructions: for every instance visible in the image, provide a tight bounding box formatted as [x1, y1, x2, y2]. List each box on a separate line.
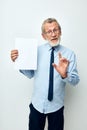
[0, 0, 87, 130]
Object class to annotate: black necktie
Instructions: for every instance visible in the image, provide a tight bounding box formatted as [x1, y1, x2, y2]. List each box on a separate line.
[48, 47, 54, 101]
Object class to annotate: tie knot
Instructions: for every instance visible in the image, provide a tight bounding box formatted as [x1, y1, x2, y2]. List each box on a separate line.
[52, 47, 55, 51]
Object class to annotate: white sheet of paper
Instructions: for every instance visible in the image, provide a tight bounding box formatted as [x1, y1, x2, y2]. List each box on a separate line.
[15, 38, 38, 70]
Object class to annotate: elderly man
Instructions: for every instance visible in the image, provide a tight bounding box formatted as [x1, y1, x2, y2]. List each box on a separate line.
[11, 18, 80, 130]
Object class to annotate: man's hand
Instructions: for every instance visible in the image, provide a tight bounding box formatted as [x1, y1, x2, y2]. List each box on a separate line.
[11, 50, 18, 62]
[52, 52, 69, 78]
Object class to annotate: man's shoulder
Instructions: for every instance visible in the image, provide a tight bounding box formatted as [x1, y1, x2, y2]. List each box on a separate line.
[38, 43, 49, 50]
[59, 44, 74, 53]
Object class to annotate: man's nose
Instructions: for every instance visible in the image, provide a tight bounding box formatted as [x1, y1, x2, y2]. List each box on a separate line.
[51, 31, 56, 36]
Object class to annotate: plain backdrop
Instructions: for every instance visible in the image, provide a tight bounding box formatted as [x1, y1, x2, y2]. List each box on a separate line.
[0, 0, 87, 130]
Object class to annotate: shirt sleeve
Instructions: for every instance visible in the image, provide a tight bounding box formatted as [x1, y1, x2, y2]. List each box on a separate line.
[19, 70, 34, 79]
[61, 52, 80, 86]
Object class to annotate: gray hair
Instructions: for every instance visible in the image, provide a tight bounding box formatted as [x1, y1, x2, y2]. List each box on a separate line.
[41, 18, 61, 33]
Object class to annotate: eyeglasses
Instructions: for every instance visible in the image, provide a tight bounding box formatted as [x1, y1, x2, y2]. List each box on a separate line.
[44, 28, 59, 35]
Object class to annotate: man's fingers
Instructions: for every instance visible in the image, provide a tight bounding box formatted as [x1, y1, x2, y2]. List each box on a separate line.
[58, 52, 62, 59]
[11, 50, 18, 55]
[10, 50, 18, 62]
[52, 63, 57, 69]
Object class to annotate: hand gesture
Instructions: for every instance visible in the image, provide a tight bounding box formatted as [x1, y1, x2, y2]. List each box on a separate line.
[11, 50, 18, 62]
[52, 53, 69, 78]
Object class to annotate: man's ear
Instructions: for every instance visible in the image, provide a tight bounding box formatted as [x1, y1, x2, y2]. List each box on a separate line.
[42, 33, 47, 40]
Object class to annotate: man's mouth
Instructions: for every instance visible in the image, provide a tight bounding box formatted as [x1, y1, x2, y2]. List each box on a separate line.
[51, 38, 58, 41]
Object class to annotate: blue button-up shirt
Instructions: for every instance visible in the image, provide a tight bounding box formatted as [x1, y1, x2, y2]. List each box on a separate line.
[20, 43, 80, 114]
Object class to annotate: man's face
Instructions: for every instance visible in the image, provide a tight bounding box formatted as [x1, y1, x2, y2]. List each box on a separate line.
[42, 22, 61, 45]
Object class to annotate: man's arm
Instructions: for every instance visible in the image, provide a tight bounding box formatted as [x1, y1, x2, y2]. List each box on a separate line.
[53, 52, 80, 86]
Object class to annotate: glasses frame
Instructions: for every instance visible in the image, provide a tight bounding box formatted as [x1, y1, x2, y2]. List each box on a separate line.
[44, 28, 60, 35]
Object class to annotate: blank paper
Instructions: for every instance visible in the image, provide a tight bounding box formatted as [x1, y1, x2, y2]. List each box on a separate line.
[15, 38, 38, 70]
